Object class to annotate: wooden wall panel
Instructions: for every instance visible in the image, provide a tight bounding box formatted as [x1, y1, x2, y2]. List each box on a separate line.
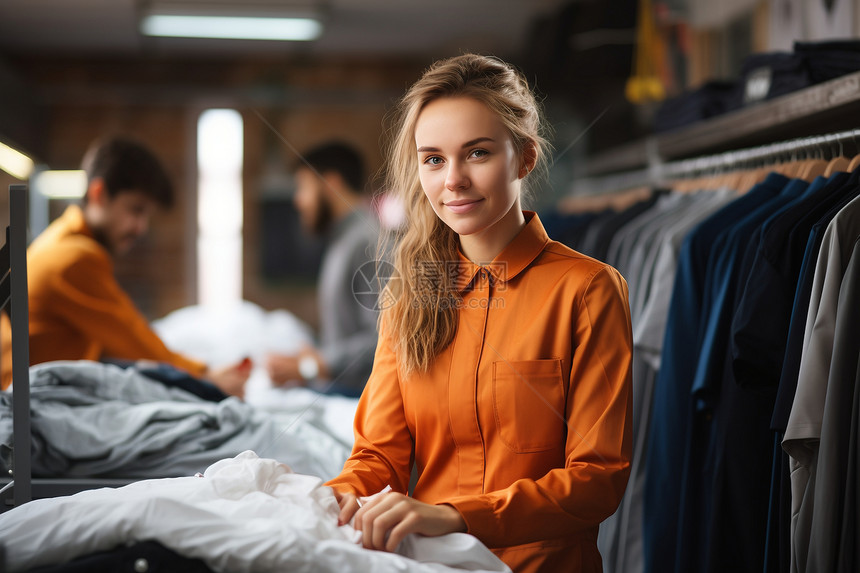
[0, 55, 422, 340]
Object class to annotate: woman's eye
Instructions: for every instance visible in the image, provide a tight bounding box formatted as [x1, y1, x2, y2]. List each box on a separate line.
[470, 149, 488, 159]
[424, 156, 443, 165]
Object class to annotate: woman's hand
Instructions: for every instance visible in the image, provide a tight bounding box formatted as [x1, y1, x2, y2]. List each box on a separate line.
[353, 492, 467, 552]
[333, 489, 361, 526]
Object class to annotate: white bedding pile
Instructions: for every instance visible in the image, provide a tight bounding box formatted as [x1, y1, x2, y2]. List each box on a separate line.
[152, 300, 314, 370]
[152, 301, 360, 445]
[0, 451, 510, 573]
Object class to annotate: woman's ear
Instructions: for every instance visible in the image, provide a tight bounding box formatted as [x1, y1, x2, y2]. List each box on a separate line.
[519, 140, 537, 179]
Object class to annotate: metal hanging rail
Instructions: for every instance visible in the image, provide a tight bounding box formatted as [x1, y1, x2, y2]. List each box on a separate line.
[571, 128, 860, 196]
[659, 128, 860, 180]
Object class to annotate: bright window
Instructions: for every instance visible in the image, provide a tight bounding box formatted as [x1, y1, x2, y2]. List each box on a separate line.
[197, 109, 243, 307]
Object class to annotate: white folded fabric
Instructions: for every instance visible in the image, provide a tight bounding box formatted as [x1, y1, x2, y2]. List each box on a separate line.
[0, 451, 510, 573]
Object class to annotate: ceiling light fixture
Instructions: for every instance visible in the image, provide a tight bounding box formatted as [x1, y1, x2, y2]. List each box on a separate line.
[141, 13, 322, 41]
[32, 170, 87, 199]
[0, 140, 35, 180]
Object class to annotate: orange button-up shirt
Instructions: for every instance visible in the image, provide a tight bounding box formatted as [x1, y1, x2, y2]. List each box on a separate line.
[326, 212, 633, 573]
[0, 205, 206, 389]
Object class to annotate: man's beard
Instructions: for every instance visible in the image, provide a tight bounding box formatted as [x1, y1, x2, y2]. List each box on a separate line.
[309, 195, 334, 236]
[92, 228, 137, 256]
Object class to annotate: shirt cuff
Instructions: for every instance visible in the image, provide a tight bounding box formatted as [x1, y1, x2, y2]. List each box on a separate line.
[444, 495, 496, 538]
[171, 355, 208, 378]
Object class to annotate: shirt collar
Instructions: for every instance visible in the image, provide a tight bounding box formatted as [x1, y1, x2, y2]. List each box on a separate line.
[455, 211, 550, 292]
[61, 204, 96, 239]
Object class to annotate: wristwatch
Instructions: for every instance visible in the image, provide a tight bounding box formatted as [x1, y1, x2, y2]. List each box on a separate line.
[298, 355, 320, 381]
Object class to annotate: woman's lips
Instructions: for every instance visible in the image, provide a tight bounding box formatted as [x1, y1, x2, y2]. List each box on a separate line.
[444, 198, 483, 214]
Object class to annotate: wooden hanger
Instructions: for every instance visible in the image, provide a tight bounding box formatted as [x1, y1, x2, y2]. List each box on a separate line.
[776, 157, 801, 179]
[719, 170, 743, 191]
[844, 132, 860, 172]
[746, 167, 772, 192]
[824, 155, 851, 176]
[671, 177, 695, 193]
[822, 137, 851, 176]
[557, 186, 652, 214]
[712, 174, 730, 190]
[734, 167, 761, 193]
[798, 159, 829, 181]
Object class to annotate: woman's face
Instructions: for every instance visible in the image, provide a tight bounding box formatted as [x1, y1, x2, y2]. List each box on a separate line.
[414, 96, 525, 241]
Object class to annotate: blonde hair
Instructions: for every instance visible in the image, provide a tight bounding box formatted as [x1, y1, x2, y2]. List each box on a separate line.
[380, 53, 549, 377]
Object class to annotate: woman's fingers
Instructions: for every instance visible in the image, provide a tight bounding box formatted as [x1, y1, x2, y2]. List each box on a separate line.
[384, 510, 420, 552]
[352, 492, 466, 552]
[354, 492, 400, 550]
[333, 490, 360, 526]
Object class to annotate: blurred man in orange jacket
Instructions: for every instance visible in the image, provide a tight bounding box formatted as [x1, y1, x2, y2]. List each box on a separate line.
[0, 136, 250, 395]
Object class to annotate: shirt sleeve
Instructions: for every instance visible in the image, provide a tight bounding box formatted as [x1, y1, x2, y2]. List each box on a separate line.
[325, 316, 413, 496]
[446, 266, 634, 547]
[47, 246, 207, 377]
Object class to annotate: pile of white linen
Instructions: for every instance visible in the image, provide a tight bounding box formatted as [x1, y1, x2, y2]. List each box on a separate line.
[0, 451, 510, 573]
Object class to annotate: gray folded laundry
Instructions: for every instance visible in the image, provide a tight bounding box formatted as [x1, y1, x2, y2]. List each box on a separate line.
[0, 360, 350, 480]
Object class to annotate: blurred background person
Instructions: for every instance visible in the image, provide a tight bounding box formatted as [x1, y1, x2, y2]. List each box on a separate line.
[0, 136, 251, 396]
[266, 141, 380, 397]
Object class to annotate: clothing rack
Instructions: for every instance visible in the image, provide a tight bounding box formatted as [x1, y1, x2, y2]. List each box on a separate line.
[585, 70, 860, 176]
[568, 125, 860, 573]
[0, 185, 133, 513]
[0, 184, 31, 508]
[570, 128, 860, 197]
[659, 128, 860, 180]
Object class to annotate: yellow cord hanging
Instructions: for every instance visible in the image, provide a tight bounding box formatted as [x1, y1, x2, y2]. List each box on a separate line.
[626, 0, 666, 104]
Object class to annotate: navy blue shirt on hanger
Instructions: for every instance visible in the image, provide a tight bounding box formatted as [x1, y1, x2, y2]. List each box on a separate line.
[643, 172, 790, 573]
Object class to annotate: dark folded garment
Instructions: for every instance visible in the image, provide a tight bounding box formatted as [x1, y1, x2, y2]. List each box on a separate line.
[26, 540, 215, 573]
[794, 39, 860, 83]
[738, 51, 812, 105]
[650, 41, 860, 135]
[102, 358, 228, 402]
[654, 80, 740, 133]
[795, 39, 860, 52]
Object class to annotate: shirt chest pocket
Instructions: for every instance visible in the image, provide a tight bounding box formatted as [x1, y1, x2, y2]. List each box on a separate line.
[492, 359, 566, 453]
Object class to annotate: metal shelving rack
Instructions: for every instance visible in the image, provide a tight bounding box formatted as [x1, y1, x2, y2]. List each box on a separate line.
[584, 70, 860, 178]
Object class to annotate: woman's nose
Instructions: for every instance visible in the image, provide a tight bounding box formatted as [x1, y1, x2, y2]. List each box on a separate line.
[445, 161, 469, 191]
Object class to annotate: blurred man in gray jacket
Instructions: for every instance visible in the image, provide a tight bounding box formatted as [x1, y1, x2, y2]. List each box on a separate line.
[266, 141, 380, 397]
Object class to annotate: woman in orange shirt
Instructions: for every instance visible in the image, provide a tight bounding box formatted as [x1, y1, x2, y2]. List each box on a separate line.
[326, 53, 633, 573]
